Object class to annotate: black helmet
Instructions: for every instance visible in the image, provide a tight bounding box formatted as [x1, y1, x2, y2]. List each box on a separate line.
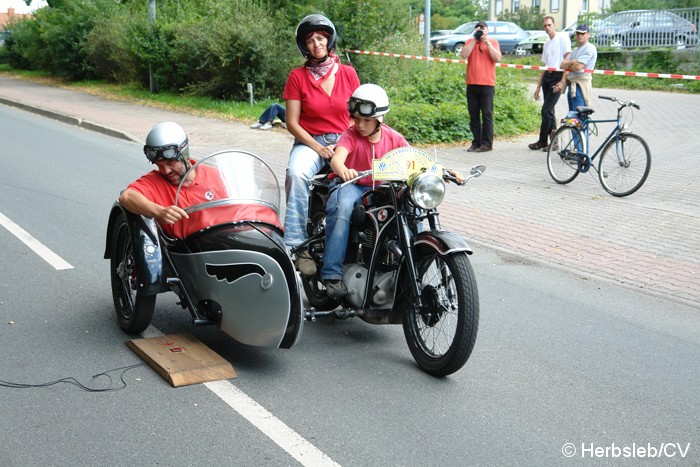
[295, 14, 338, 59]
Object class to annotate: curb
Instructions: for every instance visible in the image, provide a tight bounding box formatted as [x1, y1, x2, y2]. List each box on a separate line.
[0, 96, 137, 143]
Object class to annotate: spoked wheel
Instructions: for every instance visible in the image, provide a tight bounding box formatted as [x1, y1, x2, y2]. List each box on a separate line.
[598, 132, 651, 197]
[301, 209, 341, 311]
[110, 212, 155, 334]
[402, 252, 479, 376]
[547, 126, 582, 185]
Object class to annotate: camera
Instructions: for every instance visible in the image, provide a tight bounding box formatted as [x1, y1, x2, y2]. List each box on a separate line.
[474, 29, 484, 40]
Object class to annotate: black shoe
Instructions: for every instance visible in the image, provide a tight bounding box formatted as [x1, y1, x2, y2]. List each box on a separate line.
[528, 141, 547, 150]
[475, 146, 492, 153]
[322, 279, 347, 298]
[467, 144, 480, 152]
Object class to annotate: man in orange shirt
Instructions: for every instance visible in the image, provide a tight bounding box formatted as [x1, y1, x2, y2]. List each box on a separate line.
[460, 20, 502, 153]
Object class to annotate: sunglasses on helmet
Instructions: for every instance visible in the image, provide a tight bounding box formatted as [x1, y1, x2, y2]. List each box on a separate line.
[143, 142, 188, 162]
[347, 97, 388, 118]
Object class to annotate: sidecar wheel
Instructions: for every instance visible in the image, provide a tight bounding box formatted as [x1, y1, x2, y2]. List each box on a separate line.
[403, 252, 479, 377]
[110, 212, 155, 334]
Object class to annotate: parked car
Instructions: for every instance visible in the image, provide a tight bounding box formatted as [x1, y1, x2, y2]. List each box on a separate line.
[433, 20, 530, 54]
[431, 29, 455, 38]
[594, 10, 698, 48]
[515, 30, 548, 55]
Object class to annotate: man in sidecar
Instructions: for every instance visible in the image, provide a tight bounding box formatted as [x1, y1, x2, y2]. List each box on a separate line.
[119, 122, 280, 238]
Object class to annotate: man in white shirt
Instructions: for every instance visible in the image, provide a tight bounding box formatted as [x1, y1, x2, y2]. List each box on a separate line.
[529, 16, 571, 151]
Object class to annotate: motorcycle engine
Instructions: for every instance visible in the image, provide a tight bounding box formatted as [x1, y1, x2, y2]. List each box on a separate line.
[342, 264, 397, 308]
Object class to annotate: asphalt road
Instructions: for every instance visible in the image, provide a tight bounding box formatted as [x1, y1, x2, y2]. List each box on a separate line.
[2, 97, 699, 465]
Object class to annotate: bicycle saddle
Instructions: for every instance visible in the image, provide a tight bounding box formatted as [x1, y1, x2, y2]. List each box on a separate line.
[576, 106, 595, 118]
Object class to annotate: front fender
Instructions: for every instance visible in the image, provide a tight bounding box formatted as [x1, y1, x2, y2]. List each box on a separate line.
[105, 202, 167, 296]
[412, 229, 473, 256]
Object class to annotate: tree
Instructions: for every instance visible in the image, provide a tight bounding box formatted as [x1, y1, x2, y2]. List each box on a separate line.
[497, 5, 544, 30]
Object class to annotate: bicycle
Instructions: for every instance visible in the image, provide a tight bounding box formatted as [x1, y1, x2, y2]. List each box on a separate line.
[546, 95, 652, 197]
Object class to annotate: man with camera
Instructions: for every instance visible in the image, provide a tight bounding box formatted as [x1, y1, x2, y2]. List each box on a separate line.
[460, 20, 502, 153]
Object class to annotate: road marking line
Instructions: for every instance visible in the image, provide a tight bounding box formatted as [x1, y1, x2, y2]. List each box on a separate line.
[0, 211, 73, 270]
[141, 326, 340, 467]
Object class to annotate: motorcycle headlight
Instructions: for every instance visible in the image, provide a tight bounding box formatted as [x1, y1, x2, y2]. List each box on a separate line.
[409, 173, 445, 209]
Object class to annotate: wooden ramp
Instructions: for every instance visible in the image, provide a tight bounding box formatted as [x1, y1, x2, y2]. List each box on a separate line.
[126, 333, 237, 387]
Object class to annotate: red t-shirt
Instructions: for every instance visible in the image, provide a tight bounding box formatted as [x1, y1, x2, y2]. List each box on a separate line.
[465, 38, 500, 86]
[333, 124, 409, 186]
[283, 63, 360, 135]
[126, 162, 281, 238]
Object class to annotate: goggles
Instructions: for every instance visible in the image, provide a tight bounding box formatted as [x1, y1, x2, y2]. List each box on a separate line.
[143, 141, 188, 162]
[347, 97, 389, 118]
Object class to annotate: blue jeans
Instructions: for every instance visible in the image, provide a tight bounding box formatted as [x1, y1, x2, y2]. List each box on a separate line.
[283, 134, 340, 249]
[567, 84, 586, 152]
[320, 182, 366, 280]
[258, 103, 286, 123]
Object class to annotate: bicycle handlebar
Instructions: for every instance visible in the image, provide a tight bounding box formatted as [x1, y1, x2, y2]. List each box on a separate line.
[599, 95, 641, 110]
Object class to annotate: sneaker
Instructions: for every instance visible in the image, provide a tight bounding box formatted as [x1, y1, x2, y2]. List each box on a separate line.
[294, 248, 317, 276]
[250, 121, 264, 129]
[281, 122, 287, 129]
[323, 279, 347, 298]
[260, 122, 273, 130]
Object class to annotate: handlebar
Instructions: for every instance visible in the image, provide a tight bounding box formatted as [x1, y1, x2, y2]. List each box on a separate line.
[339, 169, 373, 187]
[599, 95, 641, 110]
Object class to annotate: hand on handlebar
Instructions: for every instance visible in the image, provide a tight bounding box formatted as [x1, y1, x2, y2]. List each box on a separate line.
[443, 169, 466, 185]
[338, 167, 359, 182]
[156, 205, 189, 225]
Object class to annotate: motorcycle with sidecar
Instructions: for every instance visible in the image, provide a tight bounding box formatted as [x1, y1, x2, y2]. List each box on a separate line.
[105, 148, 483, 375]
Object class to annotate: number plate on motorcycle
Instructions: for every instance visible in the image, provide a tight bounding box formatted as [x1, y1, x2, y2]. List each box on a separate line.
[372, 147, 442, 181]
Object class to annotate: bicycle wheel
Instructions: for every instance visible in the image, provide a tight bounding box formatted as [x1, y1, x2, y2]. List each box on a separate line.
[598, 132, 651, 197]
[547, 126, 582, 185]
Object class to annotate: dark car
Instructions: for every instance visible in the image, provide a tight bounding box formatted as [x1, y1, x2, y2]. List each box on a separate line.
[594, 10, 698, 48]
[433, 20, 529, 54]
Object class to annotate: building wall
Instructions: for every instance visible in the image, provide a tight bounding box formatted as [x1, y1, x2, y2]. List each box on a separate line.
[488, 0, 610, 29]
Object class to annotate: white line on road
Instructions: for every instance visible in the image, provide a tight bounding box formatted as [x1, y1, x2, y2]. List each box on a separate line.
[141, 326, 341, 467]
[0, 211, 74, 270]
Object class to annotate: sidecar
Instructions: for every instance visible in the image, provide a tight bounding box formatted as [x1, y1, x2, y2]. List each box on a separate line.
[104, 150, 303, 349]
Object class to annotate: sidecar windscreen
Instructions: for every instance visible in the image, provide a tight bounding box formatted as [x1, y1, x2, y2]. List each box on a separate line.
[171, 150, 283, 239]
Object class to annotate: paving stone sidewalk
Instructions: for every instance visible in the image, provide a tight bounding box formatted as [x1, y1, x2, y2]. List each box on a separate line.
[1, 75, 698, 308]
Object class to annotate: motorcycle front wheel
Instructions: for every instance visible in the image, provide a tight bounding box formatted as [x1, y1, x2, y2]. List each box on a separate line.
[403, 252, 479, 377]
[110, 212, 156, 334]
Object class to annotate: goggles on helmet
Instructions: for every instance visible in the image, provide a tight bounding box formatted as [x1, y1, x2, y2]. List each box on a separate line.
[347, 97, 388, 118]
[143, 141, 188, 162]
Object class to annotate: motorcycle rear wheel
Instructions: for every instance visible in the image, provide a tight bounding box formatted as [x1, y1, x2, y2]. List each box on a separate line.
[110, 212, 156, 334]
[403, 252, 479, 377]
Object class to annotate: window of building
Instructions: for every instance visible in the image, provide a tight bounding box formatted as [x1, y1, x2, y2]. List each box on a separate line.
[513, 0, 520, 11]
[551, 0, 559, 13]
[582, 0, 588, 12]
[495, 0, 503, 15]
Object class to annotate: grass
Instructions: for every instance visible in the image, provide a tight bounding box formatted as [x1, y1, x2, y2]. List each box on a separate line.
[0, 64, 275, 123]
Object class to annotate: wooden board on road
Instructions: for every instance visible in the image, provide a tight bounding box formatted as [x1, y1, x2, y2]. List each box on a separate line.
[126, 333, 237, 387]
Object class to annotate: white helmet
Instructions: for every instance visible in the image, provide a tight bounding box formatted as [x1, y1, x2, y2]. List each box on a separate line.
[143, 122, 190, 163]
[347, 84, 390, 121]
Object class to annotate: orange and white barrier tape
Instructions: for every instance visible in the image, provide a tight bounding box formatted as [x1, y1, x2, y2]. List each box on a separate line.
[344, 48, 700, 81]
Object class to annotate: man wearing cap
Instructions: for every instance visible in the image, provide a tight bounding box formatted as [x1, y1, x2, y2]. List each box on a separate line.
[461, 20, 502, 153]
[529, 16, 571, 151]
[559, 24, 598, 118]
